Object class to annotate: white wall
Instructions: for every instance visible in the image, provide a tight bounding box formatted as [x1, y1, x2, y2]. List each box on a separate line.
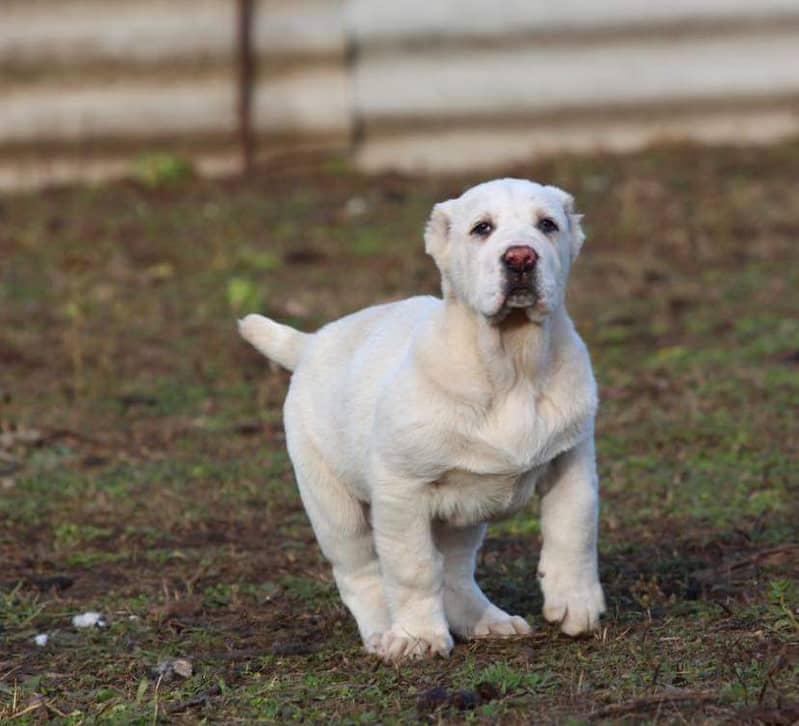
[2, 0, 799, 187]
[348, 0, 799, 42]
[1, 0, 344, 64]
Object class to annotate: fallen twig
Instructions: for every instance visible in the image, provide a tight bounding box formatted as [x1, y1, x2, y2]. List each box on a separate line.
[724, 543, 799, 570]
[587, 689, 716, 719]
[40, 428, 99, 445]
[166, 685, 222, 714]
[692, 543, 799, 583]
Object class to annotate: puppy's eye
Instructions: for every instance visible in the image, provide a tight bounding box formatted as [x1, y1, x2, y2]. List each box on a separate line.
[470, 221, 494, 238]
[537, 218, 559, 234]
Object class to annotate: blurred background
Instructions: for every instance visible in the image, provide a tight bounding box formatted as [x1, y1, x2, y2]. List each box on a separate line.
[3, 0, 799, 189]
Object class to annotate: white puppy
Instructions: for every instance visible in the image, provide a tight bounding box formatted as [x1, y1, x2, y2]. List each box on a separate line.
[239, 178, 605, 663]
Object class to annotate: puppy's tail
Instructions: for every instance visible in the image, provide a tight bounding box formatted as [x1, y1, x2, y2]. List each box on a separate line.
[238, 314, 310, 372]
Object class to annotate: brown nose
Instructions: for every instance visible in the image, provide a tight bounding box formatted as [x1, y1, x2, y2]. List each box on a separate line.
[502, 246, 538, 273]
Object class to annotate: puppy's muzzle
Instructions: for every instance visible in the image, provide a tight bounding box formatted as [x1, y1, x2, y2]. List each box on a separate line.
[503, 245, 538, 274]
[502, 246, 538, 307]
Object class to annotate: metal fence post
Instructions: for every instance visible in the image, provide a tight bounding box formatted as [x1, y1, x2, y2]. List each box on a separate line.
[236, 0, 255, 174]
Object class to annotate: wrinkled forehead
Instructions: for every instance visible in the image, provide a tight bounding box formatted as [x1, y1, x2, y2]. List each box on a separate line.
[455, 179, 564, 221]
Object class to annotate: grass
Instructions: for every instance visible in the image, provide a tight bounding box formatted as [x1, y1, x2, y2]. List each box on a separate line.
[0, 139, 797, 723]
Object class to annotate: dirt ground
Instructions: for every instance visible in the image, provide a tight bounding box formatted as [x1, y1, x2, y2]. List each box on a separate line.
[1, 140, 797, 724]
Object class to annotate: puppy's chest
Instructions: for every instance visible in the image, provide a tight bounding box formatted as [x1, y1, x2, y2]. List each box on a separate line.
[473, 384, 587, 471]
[426, 384, 590, 527]
[430, 465, 544, 527]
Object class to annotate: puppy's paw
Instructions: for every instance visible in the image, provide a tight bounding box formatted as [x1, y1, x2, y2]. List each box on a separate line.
[363, 632, 384, 655]
[376, 624, 453, 663]
[448, 599, 532, 640]
[471, 609, 532, 639]
[540, 576, 606, 636]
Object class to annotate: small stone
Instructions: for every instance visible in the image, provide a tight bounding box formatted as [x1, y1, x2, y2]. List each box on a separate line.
[72, 611, 106, 628]
[416, 686, 449, 714]
[345, 196, 368, 217]
[449, 689, 480, 710]
[33, 633, 48, 647]
[171, 658, 193, 679]
[151, 657, 193, 682]
[475, 681, 500, 702]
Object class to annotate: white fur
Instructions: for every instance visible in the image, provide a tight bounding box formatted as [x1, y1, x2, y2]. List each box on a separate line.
[239, 315, 309, 370]
[240, 178, 605, 662]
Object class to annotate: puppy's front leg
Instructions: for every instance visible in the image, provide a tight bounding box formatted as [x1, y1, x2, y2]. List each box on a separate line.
[437, 522, 532, 639]
[371, 477, 453, 663]
[538, 436, 606, 635]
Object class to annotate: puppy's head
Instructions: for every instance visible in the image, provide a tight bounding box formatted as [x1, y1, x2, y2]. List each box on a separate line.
[425, 178, 584, 322]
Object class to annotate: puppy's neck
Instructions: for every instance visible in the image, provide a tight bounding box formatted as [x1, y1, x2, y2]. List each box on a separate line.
[443, 299, 565, 393]
[487, 308, 561, 391]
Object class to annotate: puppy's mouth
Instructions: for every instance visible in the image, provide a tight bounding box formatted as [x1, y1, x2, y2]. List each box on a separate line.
[503, 272, 538, 309]
[488, 284, 539, 325]
[488, 274, 547, 325]
[505, 286, 537, 309]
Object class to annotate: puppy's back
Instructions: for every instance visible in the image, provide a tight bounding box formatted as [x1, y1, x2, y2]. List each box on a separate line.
[285, 296, 441, 484]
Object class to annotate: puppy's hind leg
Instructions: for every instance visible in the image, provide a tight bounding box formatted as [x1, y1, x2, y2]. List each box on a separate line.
[291, 451, 391, 653]
[437, 522, 531, 639]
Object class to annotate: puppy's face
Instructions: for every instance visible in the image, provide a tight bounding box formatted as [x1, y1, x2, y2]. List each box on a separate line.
[425, 179, 585, 322]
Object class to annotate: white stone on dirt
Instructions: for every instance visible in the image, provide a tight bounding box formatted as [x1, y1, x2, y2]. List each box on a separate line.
[72, 611, 106, 628]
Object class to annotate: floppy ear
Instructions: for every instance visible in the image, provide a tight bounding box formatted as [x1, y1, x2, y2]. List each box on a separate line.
[547, 186, 585, 261]
[424, 200, 455, 258]
[568, 211, 586, 261]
